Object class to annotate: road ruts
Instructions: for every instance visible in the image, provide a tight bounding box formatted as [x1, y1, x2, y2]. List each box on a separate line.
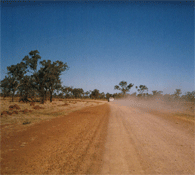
[101, 102, 194, 174]
[1, 103, 110, 174]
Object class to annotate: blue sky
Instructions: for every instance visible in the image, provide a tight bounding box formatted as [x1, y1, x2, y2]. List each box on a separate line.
[1, 1, 194, 95]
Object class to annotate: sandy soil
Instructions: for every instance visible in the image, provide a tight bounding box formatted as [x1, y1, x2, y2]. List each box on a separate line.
[1, 99, 194, 174]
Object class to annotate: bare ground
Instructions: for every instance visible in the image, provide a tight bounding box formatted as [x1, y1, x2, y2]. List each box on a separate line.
[1, 103, 110, 174]
[1, 99, 194, 174]
[101, 102, 194, 174]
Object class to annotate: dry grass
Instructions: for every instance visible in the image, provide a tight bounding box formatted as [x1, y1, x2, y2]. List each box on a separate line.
[0, 97, 107, 135]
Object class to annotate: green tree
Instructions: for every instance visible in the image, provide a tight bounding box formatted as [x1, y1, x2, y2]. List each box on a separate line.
[19, 50, 42, 102]
[0, 76, 11, 98]
[5, 61, 27, 101]
[114, 81, 134, 96]
[136, 85, 148, 96]
[0, 76, 16, 101]
[22, 50, 41, 73]
[72, 88, 84, 98]
[174, 89, 182, 99]
[1, 50, 40, 102]
[84, 91, 90, 98]
[33, 60, 68, 103]
[62, 86, 73, 98]
[39, 60, 68, 102]
[184, 91, 195, 102]
[19, 75, 34, 102]
[106, 93, 112, 100]
[90, 89, 100, 99]
[1, 50, 69, 103]
[100, 92, 105, 99]
[152, 90, 163, 96]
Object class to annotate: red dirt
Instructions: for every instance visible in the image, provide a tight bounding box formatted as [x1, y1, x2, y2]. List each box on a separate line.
[23, 109, 29, 113]
[12, 111, 18, 114]
[1, 104, 110, 174]
[9, 104, 21, 110]
[33, 105, 44, 110]
[1, 111, 8, 116]
[59, 103, 69, 106]
[2, 101, 193, 174]
[9, 105, 15, 109]
[14, 104, 21, 109]
[30, 102, 35, 106]
[7, 111, 12, 115]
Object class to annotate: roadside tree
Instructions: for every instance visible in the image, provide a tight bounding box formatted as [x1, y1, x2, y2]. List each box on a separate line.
[173, 89, 182, 99]
[100, 92, 105, 99]
[136, 85, 148, 96]
[0, 50, 69, 104]
[106, 93, 112, 99]
[185, 91, 195, 102]
[72, 88, 84, 98]
[84, 91, 90, 98]
[90, 89, 100, 99]
[39, 60, 68, 102]
[114, 81, 134, 96]
[62, 86, 73, 98]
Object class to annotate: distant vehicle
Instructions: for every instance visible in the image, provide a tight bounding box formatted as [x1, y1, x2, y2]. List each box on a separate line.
[108, 97, 114, 102]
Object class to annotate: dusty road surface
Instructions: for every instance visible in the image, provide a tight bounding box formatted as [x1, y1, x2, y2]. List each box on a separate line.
[1, 102, 194, 174]
[101, 102, 194, 174]
[1, 104, 110, 174]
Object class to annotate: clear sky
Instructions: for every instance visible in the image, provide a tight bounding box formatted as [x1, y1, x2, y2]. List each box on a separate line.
[1, 0, 194, 95]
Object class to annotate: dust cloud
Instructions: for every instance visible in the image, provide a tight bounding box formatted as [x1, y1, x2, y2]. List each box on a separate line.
[112, 95, 189, 113]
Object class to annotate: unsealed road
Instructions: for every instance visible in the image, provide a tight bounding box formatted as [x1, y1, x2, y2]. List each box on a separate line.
[1, 103, 194, 174]
[101, 103, 194, 174]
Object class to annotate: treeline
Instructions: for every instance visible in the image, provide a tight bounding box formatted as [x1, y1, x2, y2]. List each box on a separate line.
[0, 50, 112, 103]
[1, 50, 194, 103]
[114, 81, 195, 102]
[0, 50, 68, 103]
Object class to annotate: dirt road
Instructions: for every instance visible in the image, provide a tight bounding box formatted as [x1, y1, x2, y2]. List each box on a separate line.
[101, 102, 194, 174]
[1, 104, 110, 174]
[1, 102, 194, 174]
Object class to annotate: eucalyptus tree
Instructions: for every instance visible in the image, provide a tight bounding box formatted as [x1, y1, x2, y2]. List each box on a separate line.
[136, 85, 148, 96]
[152, 90, 163, 96]
[22, 50, 41, 73]
[90, 89, 100, 99]
[72, 88, 84, 98]
[62, 86, 73, 98]
[0, 76, 10, 98]
[0, 76, 17, 101]
[173, 89, 182, 99]
[84, 91, 90, 98]
[114, 81, 134, 96]
[13, 50, 41, 102]
[184, 91, 195, 102]
[106, 93, 112, 99]
[1, 50, 69, 103]
[37, 60, 68, 103]
[100, 92, 105, 99]
[1, 50, 40, 101]
[23, 54, 68, 103]
[5, 61, 27, 101]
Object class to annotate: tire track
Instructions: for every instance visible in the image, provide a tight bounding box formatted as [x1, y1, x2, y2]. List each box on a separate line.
[1, 104, 110, 174]
[101, 103, 194, 174]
